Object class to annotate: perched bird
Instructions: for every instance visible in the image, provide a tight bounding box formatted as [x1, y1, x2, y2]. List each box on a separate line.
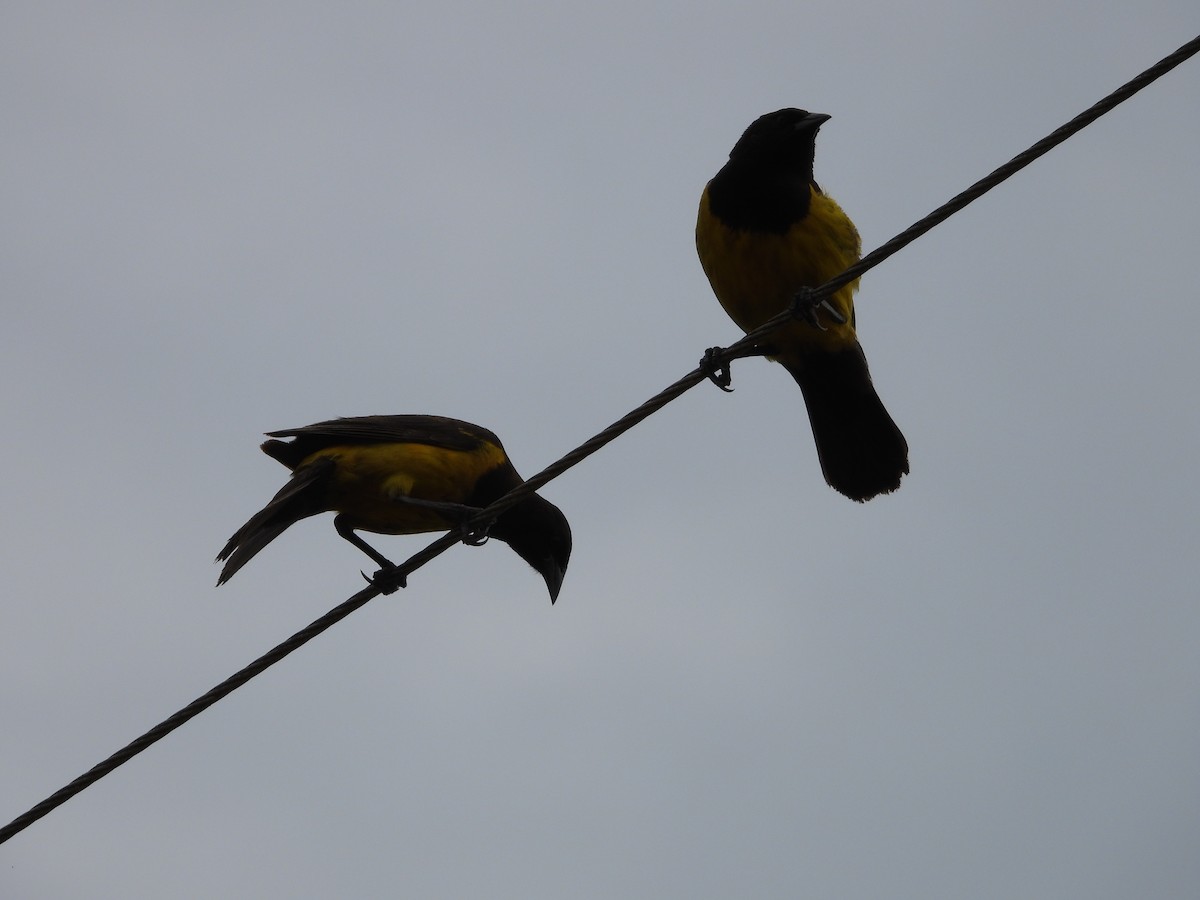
[696, 108, 908, 501]
[217, 415, 571, 602]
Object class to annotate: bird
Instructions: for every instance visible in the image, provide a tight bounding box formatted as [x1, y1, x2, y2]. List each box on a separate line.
[695, 108, 908, 501]
[217, 415, 571, 602]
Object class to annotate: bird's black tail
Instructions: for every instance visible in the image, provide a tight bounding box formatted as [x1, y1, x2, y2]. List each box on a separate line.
[782, 344, 908, 502]
[216, 458, 333, 584]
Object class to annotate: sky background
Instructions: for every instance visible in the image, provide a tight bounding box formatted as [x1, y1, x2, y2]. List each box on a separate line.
[3, 4, 1199, 898]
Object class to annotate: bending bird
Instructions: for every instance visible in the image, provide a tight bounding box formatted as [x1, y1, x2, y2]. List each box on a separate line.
[696, 108, 909, 501]
[217, 415, 571, 602]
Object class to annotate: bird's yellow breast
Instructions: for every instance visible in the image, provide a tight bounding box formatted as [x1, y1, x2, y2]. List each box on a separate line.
[696, 185, 861, 352]
[302, 440, 510, 534]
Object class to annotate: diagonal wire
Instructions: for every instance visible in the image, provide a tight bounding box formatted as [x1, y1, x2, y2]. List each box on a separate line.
[2, 32, 1196, 848]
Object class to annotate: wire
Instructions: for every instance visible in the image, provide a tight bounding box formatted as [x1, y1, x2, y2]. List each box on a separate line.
[2, 31, 1196, 848]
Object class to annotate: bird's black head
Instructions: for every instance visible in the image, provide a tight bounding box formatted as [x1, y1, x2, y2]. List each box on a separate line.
[708, 108, 831, 233]
[492, 494, 573, 604]
[727, 108, 831, 167]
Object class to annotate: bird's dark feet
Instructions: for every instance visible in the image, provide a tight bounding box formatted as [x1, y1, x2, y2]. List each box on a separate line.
[460, 516, 493, 547]
[700, 343, 773, 391]
[363, 565, 407, 595]
[700, 347, 735, 392]
[790, 286, 847, 330]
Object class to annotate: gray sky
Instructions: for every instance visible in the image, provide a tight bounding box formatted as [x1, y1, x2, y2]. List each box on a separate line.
[4, 4, 1199, 898]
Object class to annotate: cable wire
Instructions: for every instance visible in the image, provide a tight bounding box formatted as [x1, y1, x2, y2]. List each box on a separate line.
[2, 32, 1196, 848]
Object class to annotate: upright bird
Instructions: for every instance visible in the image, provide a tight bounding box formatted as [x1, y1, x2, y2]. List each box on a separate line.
[696, 108, 908, 501]
[217, 415, 571, 602]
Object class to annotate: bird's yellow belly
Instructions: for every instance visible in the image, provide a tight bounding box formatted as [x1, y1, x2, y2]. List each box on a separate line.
[303, 441, 508, 534]
[696, 191, 862, 352]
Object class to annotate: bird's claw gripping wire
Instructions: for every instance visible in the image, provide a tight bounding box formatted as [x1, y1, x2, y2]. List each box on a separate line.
[363, 565, 407, 594]
[790, 286, 847, 330]
[701, 343, 774, 392]
[700, 347, 736, 392]
[357, 511, 491, 595]
[700, 289, 845, 391]
[459, 515, 493, 547]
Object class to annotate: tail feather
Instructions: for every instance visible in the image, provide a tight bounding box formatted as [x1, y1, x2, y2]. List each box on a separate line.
[781, 344, 908, 502]
[216, 458, 334, 584]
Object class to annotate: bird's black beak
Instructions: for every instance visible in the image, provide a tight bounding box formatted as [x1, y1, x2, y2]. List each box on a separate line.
[542, 562, 566, 605]
[799, 112, 831, 131]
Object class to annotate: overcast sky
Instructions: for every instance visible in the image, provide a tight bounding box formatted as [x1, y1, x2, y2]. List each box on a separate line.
[3, 4, 1199, 898]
